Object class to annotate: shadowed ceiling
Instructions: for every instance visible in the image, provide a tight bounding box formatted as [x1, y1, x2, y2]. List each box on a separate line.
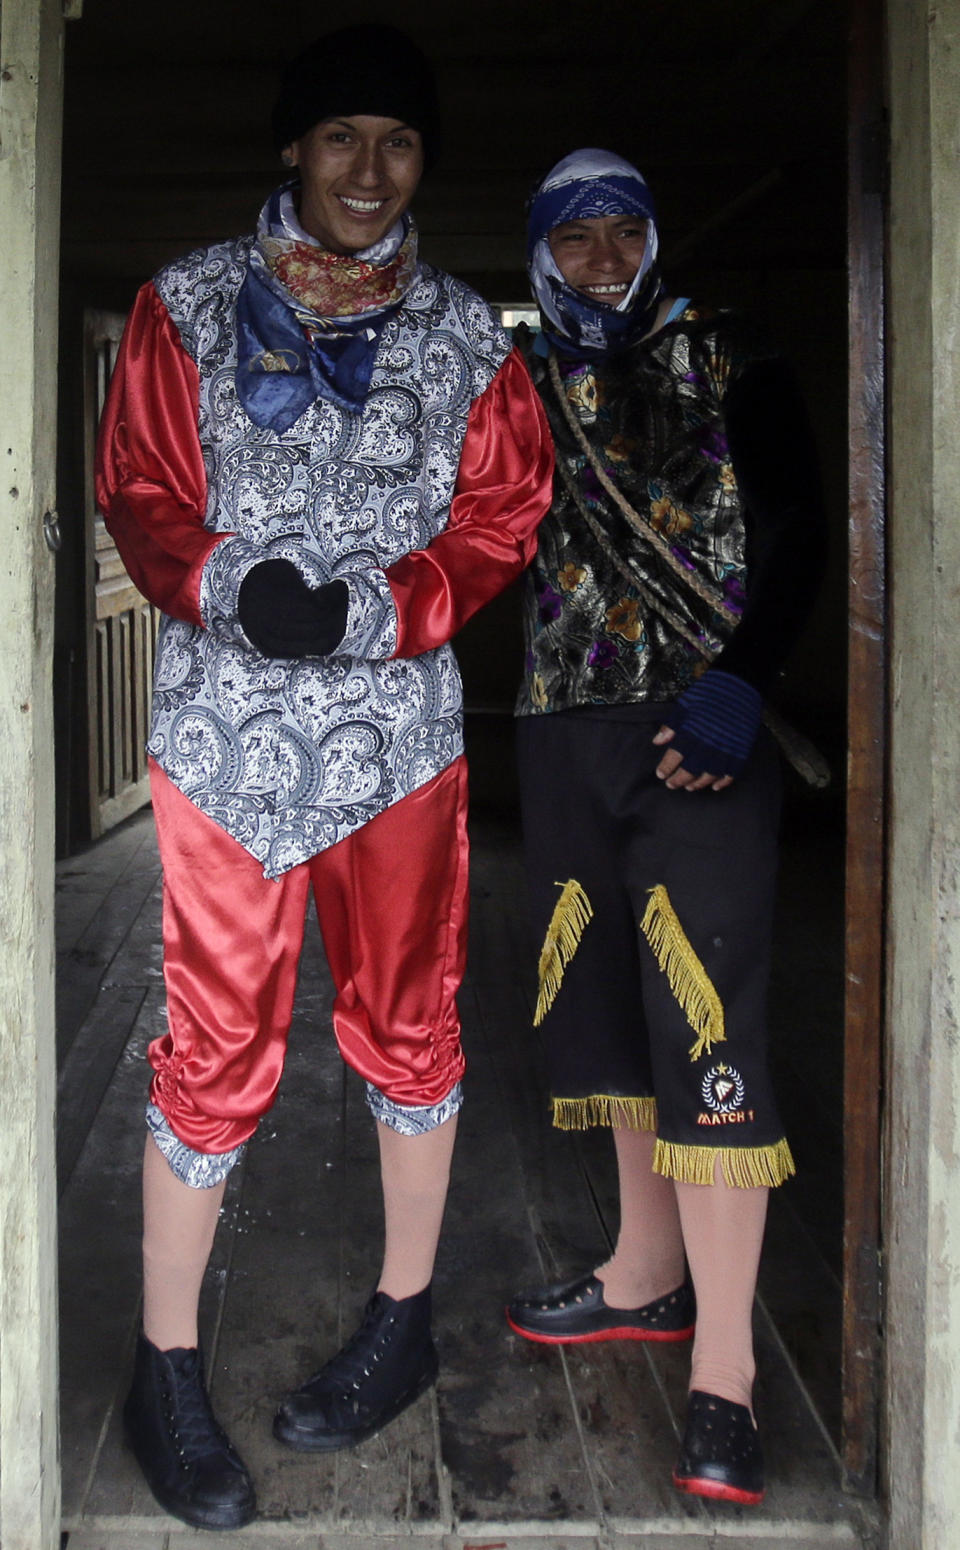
[61, 0, 846, 304]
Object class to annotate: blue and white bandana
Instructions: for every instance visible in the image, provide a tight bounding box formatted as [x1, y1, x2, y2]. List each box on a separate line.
[527, 149, 663, 360]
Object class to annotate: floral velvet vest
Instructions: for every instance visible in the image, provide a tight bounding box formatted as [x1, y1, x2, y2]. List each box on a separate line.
[517, 307, 769, 717]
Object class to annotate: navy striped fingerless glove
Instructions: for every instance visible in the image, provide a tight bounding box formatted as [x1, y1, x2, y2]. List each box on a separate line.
[668, 670, 763, 778]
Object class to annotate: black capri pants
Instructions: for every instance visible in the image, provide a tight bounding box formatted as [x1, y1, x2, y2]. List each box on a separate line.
[517, 704, 794, 1189]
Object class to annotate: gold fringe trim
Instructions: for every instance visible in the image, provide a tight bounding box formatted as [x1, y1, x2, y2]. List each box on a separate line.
[551, 1094, 658, 1132]
[653, 1137, 797, 1189]
[534, 879, 594, 1026]
[639, 884, 725, 1061]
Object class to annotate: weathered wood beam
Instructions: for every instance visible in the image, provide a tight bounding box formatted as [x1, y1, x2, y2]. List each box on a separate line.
[885, 0, 960, 1543]
[843, 0, 886, 1498]
[0, 0, 64, 1546]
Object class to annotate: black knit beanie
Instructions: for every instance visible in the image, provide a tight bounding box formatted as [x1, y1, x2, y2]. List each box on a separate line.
[271, 24, 440, 169]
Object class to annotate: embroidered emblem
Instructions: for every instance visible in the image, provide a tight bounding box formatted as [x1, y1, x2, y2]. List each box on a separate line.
[252, 348, 301, 373]
[701, 1061, 744, 1113]
[697, 1061, 755, 1126]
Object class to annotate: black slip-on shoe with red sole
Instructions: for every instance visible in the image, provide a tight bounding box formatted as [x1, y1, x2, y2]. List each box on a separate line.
[672, 1389, 765, 1505]
[505, 1272, 695, 1345]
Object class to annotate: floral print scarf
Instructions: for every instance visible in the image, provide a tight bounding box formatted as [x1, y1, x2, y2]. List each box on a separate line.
[235, 182, 420, 427]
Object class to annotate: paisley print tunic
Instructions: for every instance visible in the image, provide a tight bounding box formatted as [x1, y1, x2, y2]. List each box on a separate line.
[97, 240, 552, 876]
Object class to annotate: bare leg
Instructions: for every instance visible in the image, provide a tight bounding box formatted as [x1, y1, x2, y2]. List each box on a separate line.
[376, 1113, 458, 1300]
[274, 1114, 453, 1450]
[674, 1162, 768, 1412]
[595, 1126, 687, 1308]
[141, 1134, 225, 1350]
[128, 1136, 255, 1529]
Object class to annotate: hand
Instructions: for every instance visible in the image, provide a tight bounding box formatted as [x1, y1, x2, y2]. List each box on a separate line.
[654, 669, 763, 789]
[237, 559, 348, 658]
[653, 724, 734, 792]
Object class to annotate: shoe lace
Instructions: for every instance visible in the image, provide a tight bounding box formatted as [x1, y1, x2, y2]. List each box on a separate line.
[162, 1353, 231, 1465]
[317, 1299, 398, 1392]
[296, 1296, 421, 1423]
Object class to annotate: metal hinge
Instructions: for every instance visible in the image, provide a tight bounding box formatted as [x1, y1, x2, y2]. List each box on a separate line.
[43, 509, 62, 552]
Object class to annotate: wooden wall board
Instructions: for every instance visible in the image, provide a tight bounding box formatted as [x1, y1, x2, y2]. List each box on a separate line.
[842, 0, 886, 1496]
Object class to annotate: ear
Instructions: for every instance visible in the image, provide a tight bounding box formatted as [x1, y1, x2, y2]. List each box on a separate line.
[281, 144, 298, 168]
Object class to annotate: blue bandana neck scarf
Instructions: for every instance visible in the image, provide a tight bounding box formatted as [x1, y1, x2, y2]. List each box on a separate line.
[527, 149, 664, 362]
[236, 183, 420, 428]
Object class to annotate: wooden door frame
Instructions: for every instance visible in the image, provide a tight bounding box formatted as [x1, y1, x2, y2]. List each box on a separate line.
[0, 0, 892, 1534]
[843, 0, 886, 1497]
[0, 0, 65, 1546]
[83, 307, 158, 838]
[882, 4, 960, 1540]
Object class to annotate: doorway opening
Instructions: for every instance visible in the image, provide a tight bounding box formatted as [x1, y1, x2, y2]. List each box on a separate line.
[54, 0, 875, 1519]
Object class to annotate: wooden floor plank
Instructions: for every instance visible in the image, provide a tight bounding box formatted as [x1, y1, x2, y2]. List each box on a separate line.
[59, 990, 164, 1523]
[57, 983, 147, 1191]
[56, 811, 869, 1546]
[212, 923, 343, 1526]
[438, 987, 601, 1530]
[759, 1192, 843, 1448]
[55, 841, 162, 1065]
[64, 1531, 172, 1549]
[55, 809, 157, 914]
[328, 1036, 443, 1533]
[98, 875, 165, 992]
[464, 924, 701, 1528]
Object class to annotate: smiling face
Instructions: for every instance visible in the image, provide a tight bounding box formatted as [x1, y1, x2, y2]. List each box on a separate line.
[287, 114, 424, 254]
[547, 212, 649, 306]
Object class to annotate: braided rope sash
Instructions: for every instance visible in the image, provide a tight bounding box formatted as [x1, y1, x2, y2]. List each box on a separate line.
[548, 351, 741, 622]
[552, 455, 725, 658]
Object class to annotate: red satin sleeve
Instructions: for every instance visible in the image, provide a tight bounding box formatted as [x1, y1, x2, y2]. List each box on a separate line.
[94, 282, 228, 627]
[386, 347, 554, 658]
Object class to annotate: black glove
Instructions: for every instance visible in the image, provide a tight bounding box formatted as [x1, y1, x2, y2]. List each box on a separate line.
[237, 559, 348, 658]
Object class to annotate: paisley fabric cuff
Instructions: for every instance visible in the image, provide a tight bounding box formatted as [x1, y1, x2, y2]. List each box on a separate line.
[146, 1102, 246, 1188]
[337, 567, 398, 660]
[200, 534, 272, 641]
[203, 536, 379, 660]
[364, 1081, 463, 1135]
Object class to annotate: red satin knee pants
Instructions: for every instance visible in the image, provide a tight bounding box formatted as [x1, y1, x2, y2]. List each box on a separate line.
[147, 757, 470, 1153]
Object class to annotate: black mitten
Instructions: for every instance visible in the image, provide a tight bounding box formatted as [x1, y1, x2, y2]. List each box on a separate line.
[237, 559, 348, 658]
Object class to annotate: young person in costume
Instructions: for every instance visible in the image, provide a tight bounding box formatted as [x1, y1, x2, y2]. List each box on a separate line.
[505, 149, 826, 1506]
[95, 25, 552, 1531]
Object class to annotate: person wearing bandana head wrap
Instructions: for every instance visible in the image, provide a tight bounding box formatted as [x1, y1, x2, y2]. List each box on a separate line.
[506, 150, 827, 1507]
[526, 149, 665, 358]
[94, 24, 553, 1531]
